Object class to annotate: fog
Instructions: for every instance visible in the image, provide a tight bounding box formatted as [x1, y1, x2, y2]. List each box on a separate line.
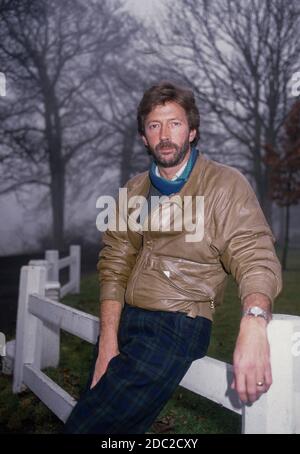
[0, 0, 299, 256]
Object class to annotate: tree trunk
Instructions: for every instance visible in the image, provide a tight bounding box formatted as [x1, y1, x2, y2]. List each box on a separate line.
[43, 80, 65, 250]
[50, 167, 65, 250]
[252, 85, 274, 226]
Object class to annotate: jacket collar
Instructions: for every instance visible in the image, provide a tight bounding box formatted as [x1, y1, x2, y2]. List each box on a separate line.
[129, 152, 208, 201]
[127, 153, 208, 232]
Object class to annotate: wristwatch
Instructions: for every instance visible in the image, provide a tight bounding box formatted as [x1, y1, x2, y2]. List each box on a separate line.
[242, 305, 270, 322]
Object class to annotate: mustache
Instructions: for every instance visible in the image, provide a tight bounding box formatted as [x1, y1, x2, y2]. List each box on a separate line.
[155, 141, 178, 151]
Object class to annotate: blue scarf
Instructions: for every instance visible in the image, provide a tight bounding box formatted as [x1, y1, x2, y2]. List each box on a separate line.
[149, 147, 199, 195]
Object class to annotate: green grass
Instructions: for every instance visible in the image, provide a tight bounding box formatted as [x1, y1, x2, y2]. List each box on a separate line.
[0, 267, 299, 434]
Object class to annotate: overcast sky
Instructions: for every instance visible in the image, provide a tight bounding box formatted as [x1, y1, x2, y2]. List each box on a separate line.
[124, 0, 166, 22]
[0, 0, 295, 256]
[125, 0, 164, 15]
[0, 0, 168, 256]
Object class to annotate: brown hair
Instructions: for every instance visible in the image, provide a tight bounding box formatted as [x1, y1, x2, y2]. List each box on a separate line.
[137, 81, 200, 146]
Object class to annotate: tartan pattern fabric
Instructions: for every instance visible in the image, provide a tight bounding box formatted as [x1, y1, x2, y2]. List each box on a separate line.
[64, 303, 212, 434]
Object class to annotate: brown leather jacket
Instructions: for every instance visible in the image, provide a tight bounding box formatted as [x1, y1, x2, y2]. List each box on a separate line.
[97, 153, 282, 321]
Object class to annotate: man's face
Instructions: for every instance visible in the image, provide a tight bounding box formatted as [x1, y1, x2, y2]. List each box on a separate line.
[142, 102, 196, 168]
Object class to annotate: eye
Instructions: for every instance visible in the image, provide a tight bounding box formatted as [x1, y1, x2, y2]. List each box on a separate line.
[171, 121, 181, 127]
[148, 123, 160, 130]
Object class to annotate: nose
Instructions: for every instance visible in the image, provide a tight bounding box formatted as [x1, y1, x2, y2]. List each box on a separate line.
[160, 122, 170, 141]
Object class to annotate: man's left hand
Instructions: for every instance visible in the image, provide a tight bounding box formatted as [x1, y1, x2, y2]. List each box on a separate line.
[231, 315, 272, 403]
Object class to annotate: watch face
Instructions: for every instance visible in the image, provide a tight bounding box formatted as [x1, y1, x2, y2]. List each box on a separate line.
[243, 306, 269, 321]
[251, 307, 262, 316]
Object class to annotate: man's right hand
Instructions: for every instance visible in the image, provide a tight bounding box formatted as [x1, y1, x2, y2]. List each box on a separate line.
[90, 299, 123, 389]
[90, 343, 120, 389]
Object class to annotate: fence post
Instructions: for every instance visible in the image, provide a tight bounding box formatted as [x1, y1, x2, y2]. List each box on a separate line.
[13, 266, 46, 393]
[42, 281, 61, 368]
[70, 245, 80, 294]
[29, 259, 61, 369]
[242, 314, 300, 434]
[45, 250, 59, 282]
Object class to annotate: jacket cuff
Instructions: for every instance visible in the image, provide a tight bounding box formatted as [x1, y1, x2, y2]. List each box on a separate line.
[99, 283, 125, 308]
[239, 273, 281, 307]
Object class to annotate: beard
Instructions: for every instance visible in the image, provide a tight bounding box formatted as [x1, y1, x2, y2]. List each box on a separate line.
[149, 137, 191, 168]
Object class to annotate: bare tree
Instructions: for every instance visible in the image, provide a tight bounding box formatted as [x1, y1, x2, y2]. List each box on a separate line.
[78, 29, 171, 189]
[0, 0, 139, 249]
[264, 101, 300, 269]
[155, 0, 300, 221]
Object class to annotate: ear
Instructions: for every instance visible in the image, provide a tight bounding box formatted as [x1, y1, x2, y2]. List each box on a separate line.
[141, 135, 149, 147]
[189, 129, 196, 143]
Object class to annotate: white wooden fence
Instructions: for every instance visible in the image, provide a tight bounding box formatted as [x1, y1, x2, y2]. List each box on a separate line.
[9, 262, 300, 433]
[3, 245, 80, 373]
[44, 245, 81, 298]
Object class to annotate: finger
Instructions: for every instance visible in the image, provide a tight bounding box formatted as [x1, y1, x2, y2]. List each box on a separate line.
[230, 377, 236, 390]
[235, 371, 247, 403]
[90, 376, 98, 390]
[264, 363, 273, 391]
[90, 370, 104, 390]
[256, 361, 272, 395]
[255, 381, 270, 395]
[89, 353, 119, 390]
[245, 370, 258, 403]
[255, 365, 266, 389]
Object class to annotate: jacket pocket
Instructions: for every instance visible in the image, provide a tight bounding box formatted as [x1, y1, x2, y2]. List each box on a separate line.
[147, 255, 217, 302]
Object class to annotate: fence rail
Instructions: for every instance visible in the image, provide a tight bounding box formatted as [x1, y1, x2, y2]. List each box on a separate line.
[28, 293, 98, 344]
[2, 245, 80, 374]
[7, 259, 300, 433]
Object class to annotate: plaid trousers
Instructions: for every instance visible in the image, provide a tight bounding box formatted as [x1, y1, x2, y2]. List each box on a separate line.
[64, 303, 212, 434]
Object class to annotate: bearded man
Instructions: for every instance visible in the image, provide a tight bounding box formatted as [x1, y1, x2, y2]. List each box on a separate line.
[64, 82, 282, 434]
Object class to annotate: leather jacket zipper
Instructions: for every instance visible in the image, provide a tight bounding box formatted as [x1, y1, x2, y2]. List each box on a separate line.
[160, 269, 215, 305]
[130, 249, 149, 304]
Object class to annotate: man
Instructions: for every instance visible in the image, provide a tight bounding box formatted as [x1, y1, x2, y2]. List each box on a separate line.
[64, 81, 282, 434]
